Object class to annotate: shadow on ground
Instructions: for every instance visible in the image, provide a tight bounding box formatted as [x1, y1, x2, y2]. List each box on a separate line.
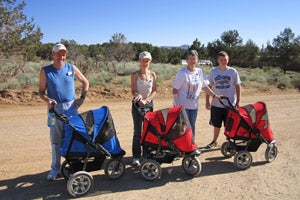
[0, 156, 269, 200]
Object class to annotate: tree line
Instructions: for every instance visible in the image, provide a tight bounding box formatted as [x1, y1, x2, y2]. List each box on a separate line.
[1, 0, 300, 77]
[34, 28, 300, 74]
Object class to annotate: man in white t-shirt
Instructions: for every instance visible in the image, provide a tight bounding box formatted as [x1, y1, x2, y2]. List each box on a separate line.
[205, 51, 241, 149]
[173, 50, 221, 141]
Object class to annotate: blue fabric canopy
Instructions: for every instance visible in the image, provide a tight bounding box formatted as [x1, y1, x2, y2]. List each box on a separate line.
[60, 106, 122, 157]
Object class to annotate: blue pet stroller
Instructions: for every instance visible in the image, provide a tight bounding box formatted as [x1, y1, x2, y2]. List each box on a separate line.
[53, 106, 126, 197]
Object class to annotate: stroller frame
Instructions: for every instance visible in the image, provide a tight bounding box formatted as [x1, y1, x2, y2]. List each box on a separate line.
[219, 97, 278, 170]
[52, 105, 125, 197]
[134, 102, 202, 181]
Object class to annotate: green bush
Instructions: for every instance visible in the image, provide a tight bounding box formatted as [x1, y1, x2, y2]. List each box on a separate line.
[115, 62, 137, 76]
[291, 74, 300, 91]
[0, 61, 46, 89]
[88, 70, 116, 86]
[0, 60, 299, 92]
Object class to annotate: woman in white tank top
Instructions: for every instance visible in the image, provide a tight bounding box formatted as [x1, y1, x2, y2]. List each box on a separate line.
[130, 51, 157, 166]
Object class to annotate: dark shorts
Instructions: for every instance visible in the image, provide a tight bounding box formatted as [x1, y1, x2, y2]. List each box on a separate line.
[210, 106, 228, 128]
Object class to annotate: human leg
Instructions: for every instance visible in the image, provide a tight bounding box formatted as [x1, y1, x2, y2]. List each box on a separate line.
[48, 119, 64, 180]
[46, 101, 77, 180]
[206, 106, 223, 149]
[131, 105, 143, 165]
[213, 127, 221, 142]
[185, 109, 198, 141]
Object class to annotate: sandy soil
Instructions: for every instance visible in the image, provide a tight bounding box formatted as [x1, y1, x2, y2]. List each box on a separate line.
[0, 91, 299, 200]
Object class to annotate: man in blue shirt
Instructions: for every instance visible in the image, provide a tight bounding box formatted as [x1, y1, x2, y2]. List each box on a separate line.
[39, 43, 89, 180]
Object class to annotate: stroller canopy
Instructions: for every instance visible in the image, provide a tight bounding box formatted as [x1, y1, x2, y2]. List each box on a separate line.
[141, 106, 197, 153]
[239, 102, 274, 141]
[226, 101, 275, 142]
[60, 106, 122, 157]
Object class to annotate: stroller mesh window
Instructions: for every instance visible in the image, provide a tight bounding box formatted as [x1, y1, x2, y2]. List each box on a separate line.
[261, 111, 270, 130]
[95, 112, 116, 144]
[243, 105, 256, 124]
[167, 112, 190, 140]
[80, 110, 95, 140]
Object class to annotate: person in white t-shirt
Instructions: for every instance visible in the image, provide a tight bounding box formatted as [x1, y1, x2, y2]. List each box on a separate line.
[205, 51, 241, 149]
[173, 50, 221, 141]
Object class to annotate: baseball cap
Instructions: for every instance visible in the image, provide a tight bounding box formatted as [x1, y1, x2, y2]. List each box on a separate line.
[52, 43, 67, 53]
[187, 50, 198, 57]
[139, 51, 152, 60]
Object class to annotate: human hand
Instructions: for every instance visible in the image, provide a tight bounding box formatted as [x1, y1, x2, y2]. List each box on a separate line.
[205, 101, 211, 110]
[138, 99, 148, 107]
[133, 94, 143, 102]
[47, 99, 57, 108]
[214, 95, 222, 102]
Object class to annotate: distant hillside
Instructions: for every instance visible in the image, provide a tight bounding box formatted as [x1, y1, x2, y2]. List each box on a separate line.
[160, 45, 189, 50]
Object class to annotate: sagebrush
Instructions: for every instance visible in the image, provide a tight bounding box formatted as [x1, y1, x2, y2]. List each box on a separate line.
[0, 61, 299, 91]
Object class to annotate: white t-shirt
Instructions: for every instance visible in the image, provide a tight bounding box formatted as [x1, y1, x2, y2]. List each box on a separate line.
[208, 66, 241, 108]
[173, 67, 208, 110]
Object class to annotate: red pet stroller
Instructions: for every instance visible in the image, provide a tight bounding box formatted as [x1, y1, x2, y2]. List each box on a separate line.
[220, 97, 278, 170]
[139, 105, 201, 181]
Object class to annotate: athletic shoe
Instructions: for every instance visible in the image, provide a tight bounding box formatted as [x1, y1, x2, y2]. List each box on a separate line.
[46, 170, 59, 181]
[132, 158, 140, 166]
[206, 141, 217, 149]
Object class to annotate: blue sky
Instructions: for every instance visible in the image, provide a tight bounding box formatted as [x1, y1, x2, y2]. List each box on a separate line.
[23, 0, 299, 47]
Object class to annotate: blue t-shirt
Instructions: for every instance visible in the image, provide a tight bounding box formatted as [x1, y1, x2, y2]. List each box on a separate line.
[43, 63, 75, 103]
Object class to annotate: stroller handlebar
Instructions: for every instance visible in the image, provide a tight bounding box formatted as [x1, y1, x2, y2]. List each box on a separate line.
[132, 100, 152, 119]
[219, 96, 237, 111]
[50, 103, 69, 124]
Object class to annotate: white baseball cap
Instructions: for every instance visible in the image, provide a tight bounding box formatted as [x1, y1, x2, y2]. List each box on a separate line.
[52, 43, 67, 53]
[139, 51, 152, 60]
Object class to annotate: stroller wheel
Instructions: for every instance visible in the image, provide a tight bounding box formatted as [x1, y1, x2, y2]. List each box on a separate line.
[221, 141, 237, 158]
[265, 143, 278, 162]
[182, 156, 202, 176]
[140, 159, 162, 181]
[105, 159, 125, 180]
[67, 171, 94, 197]
[234, 150, 253, 170]
[61, 160, 74, 180]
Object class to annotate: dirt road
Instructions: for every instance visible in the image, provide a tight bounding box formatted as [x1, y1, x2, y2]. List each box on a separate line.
[0, 92, 299, 200]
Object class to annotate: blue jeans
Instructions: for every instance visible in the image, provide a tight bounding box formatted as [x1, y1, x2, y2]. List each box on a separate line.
[185, 109, 198, 142]
[49, 100, 77, 172]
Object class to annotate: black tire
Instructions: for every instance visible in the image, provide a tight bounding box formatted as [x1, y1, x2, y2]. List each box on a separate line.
[182, 156, 202, 176]
[234, 150, 253, 170]
[61, 160, 74, 180]
[265, 144, 278, 162]
[140, 159, 162, 181]
[221, 141, 237, 158]
[104, 159, 125, 180]
[67, 171, 94, 197]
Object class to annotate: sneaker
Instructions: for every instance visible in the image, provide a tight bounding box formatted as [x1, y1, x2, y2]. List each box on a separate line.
[206, 141, 217, 149]
[46, 170, 59, 181]
[132, 158, 141, 166]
